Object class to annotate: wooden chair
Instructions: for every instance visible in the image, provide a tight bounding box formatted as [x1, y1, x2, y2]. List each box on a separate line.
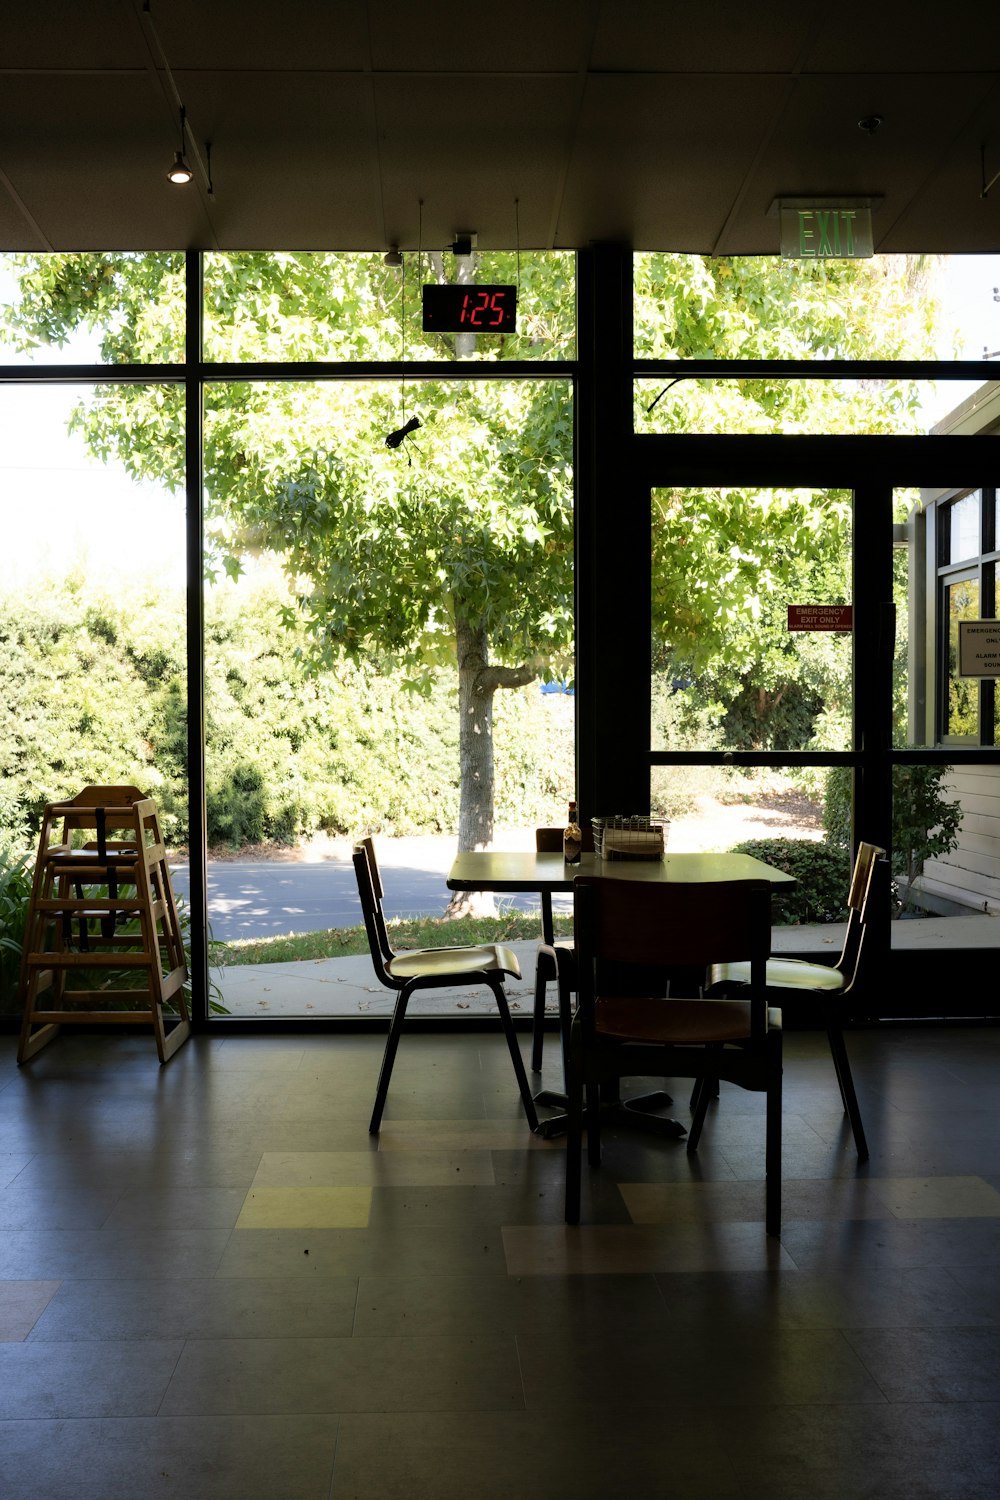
[17, 786, 189, 1065]
[566, 876, 781, 1234]
[353, 838, 539, 1134]
[706, 841, 885, 1161]
[530, 824, 596, 1082]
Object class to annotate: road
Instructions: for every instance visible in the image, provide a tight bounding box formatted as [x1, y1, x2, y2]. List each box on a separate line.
[169, 842, 551, 942]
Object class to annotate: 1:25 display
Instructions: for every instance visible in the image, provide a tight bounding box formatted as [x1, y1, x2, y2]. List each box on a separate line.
[421, 284, 517, 333]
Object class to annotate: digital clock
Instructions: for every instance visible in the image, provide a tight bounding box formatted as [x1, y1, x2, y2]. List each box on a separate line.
[422, 284, 517, 333]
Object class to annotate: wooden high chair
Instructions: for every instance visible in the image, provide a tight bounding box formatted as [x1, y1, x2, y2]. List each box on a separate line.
[17, 786, 190, 1065]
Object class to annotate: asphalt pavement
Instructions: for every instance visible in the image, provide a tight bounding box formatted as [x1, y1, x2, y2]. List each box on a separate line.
[169, 835, 552, 942]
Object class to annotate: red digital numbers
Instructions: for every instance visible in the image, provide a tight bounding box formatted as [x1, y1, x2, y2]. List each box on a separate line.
[460, 290, 509, 327]
[422, 284, 517, 332]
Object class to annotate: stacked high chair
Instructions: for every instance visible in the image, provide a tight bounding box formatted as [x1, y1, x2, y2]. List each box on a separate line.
[17, 785, 190, 1064]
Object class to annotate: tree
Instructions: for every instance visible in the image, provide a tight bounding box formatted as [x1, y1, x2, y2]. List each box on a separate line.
[2, 248, 941, 858]
[637, 252, 940, 754]
[2, 251, 575, 863]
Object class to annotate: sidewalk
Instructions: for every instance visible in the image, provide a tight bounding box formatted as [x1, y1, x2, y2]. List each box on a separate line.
[212, 913, 998, 1019]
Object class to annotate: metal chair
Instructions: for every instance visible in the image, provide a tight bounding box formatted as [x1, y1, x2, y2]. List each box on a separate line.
[707, 841, 885, 1161]
[353, 838, 539, 1134]
[566, 876, 781, 1234]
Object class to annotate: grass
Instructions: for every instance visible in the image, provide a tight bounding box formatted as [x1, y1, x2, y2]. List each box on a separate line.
[215, 910, 574, 967]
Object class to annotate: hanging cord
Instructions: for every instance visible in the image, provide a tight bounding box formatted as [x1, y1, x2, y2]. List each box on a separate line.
[645, 375, 685, 416]
[514, 197, 521, 297]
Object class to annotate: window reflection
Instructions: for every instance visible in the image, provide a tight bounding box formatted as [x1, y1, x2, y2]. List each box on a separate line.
[946, 576, 980, 738]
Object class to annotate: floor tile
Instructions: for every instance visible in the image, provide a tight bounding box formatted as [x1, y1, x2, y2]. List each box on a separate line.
[236, 1186, 373, 1228]
[0, 1415, 339, 1500]
[331, 1410, 743, 1500]
[502, 1222, 795, 1275]
[217, 1223, 506, 1278]
[158, 1333, 524, 1415]
[0, 1228, 233, 1280]
[3, 1022, 1000, 1498]
[0, 1280, 61, 1340]
[868, 1175, 1000, 1219]
[620, 1177, 890, 1223]
[29, 1274, 360, 1341]
[844, 1327, 1000, 1402]
[250, 1148, 496, 1187]
[354, 1271, 669, 1338]
[0, 1339, 183, 1418]
[516, 1325, 887, 1410]
[721, 1399, 1000, 1500]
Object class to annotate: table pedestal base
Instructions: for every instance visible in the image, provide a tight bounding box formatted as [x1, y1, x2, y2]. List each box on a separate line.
[532, 1087, 688, 1141]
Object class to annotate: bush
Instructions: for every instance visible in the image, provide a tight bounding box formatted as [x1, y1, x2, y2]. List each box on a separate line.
[824, 763, 963, 913]
[0, 845, 32, 1015]
[729, 837, 850, 926]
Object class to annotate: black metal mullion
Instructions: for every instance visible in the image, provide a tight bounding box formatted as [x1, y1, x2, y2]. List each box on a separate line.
[184, 251, 209, 1028]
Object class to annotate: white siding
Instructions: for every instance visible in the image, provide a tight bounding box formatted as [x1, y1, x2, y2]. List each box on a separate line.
[922, 766, 1000, 913]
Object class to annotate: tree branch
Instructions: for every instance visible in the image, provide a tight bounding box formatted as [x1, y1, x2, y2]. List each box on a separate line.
[476, 664, 536, 694]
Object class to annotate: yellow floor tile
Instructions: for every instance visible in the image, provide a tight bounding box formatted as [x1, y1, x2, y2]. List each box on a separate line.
[235, 1186, 373, 1229]
[250, 1150, 496, 1187]
[869, 1175, 1000, 1219]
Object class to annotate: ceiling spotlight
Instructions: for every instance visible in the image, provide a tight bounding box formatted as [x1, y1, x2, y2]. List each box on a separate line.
[858, 115, 883, 134]
[167, 151, 193, 185]
[167, 104, 193, 184]
[383, 247, 403, 267]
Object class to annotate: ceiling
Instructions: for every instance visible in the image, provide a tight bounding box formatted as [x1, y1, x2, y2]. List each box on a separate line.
[3, 0, 1000, 256]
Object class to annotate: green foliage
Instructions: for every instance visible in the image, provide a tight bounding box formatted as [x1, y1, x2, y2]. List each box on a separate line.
[729, 838, 851, 926]
[0, 845, 33, 1014]
[823, 764, 963, 912]
[639, 254, 939, 756]
[0, 574, 574, 853]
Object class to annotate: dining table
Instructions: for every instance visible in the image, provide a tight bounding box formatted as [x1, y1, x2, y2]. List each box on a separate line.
[447, 846, 795, 1138]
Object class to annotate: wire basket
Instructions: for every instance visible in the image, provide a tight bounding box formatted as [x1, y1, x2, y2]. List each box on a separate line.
[591, 815, 667, 861]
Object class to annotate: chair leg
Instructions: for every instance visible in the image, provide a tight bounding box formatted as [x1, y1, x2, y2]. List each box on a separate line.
[556, 960, 575, 1091]
[530, 954, 551, 1072]
[369, 983, 412, 1134]
[687, 1048, 720, 1151]
[825, 1015, 869, 1161]
[491, 978, 540, 1133]
[689, 1071, 719, 1114]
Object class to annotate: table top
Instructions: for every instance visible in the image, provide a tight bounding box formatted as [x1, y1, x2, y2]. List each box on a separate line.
[447, 849, 795, 892]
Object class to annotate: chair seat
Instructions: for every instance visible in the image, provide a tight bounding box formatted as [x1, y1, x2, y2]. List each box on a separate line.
[711, 956, 846, 992]
[388, 943, 520, 982]
[595, 995, 781, 1045]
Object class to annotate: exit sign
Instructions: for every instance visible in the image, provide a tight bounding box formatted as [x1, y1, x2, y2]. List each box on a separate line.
[779, 205, 874, 260]
[788, 604, 854, 632]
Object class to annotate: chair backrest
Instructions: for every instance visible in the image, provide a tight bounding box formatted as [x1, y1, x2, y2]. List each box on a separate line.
[836, 841, 886, 991]
[536, 824, 596, 945]
[575, 876, 772, 1041]
[352, 839, 395, 982]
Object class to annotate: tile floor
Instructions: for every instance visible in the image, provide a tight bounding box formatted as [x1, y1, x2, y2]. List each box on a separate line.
[1, 1021, 1000, 1498]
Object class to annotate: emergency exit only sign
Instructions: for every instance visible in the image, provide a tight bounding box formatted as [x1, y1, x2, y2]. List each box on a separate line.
[788, 605, 854, 632]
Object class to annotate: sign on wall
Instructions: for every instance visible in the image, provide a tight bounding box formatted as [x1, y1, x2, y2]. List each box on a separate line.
[779, 205, 874, 260]
[958, 620, 1000, 677]
[788, 604, 854, 632]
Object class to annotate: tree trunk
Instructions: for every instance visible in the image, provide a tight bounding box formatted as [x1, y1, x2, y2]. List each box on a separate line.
[457, 612, 495, 854]
[445, 607, 536, 917]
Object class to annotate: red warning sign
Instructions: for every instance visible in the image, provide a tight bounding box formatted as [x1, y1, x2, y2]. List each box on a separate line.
[787, 605, 853, 632]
